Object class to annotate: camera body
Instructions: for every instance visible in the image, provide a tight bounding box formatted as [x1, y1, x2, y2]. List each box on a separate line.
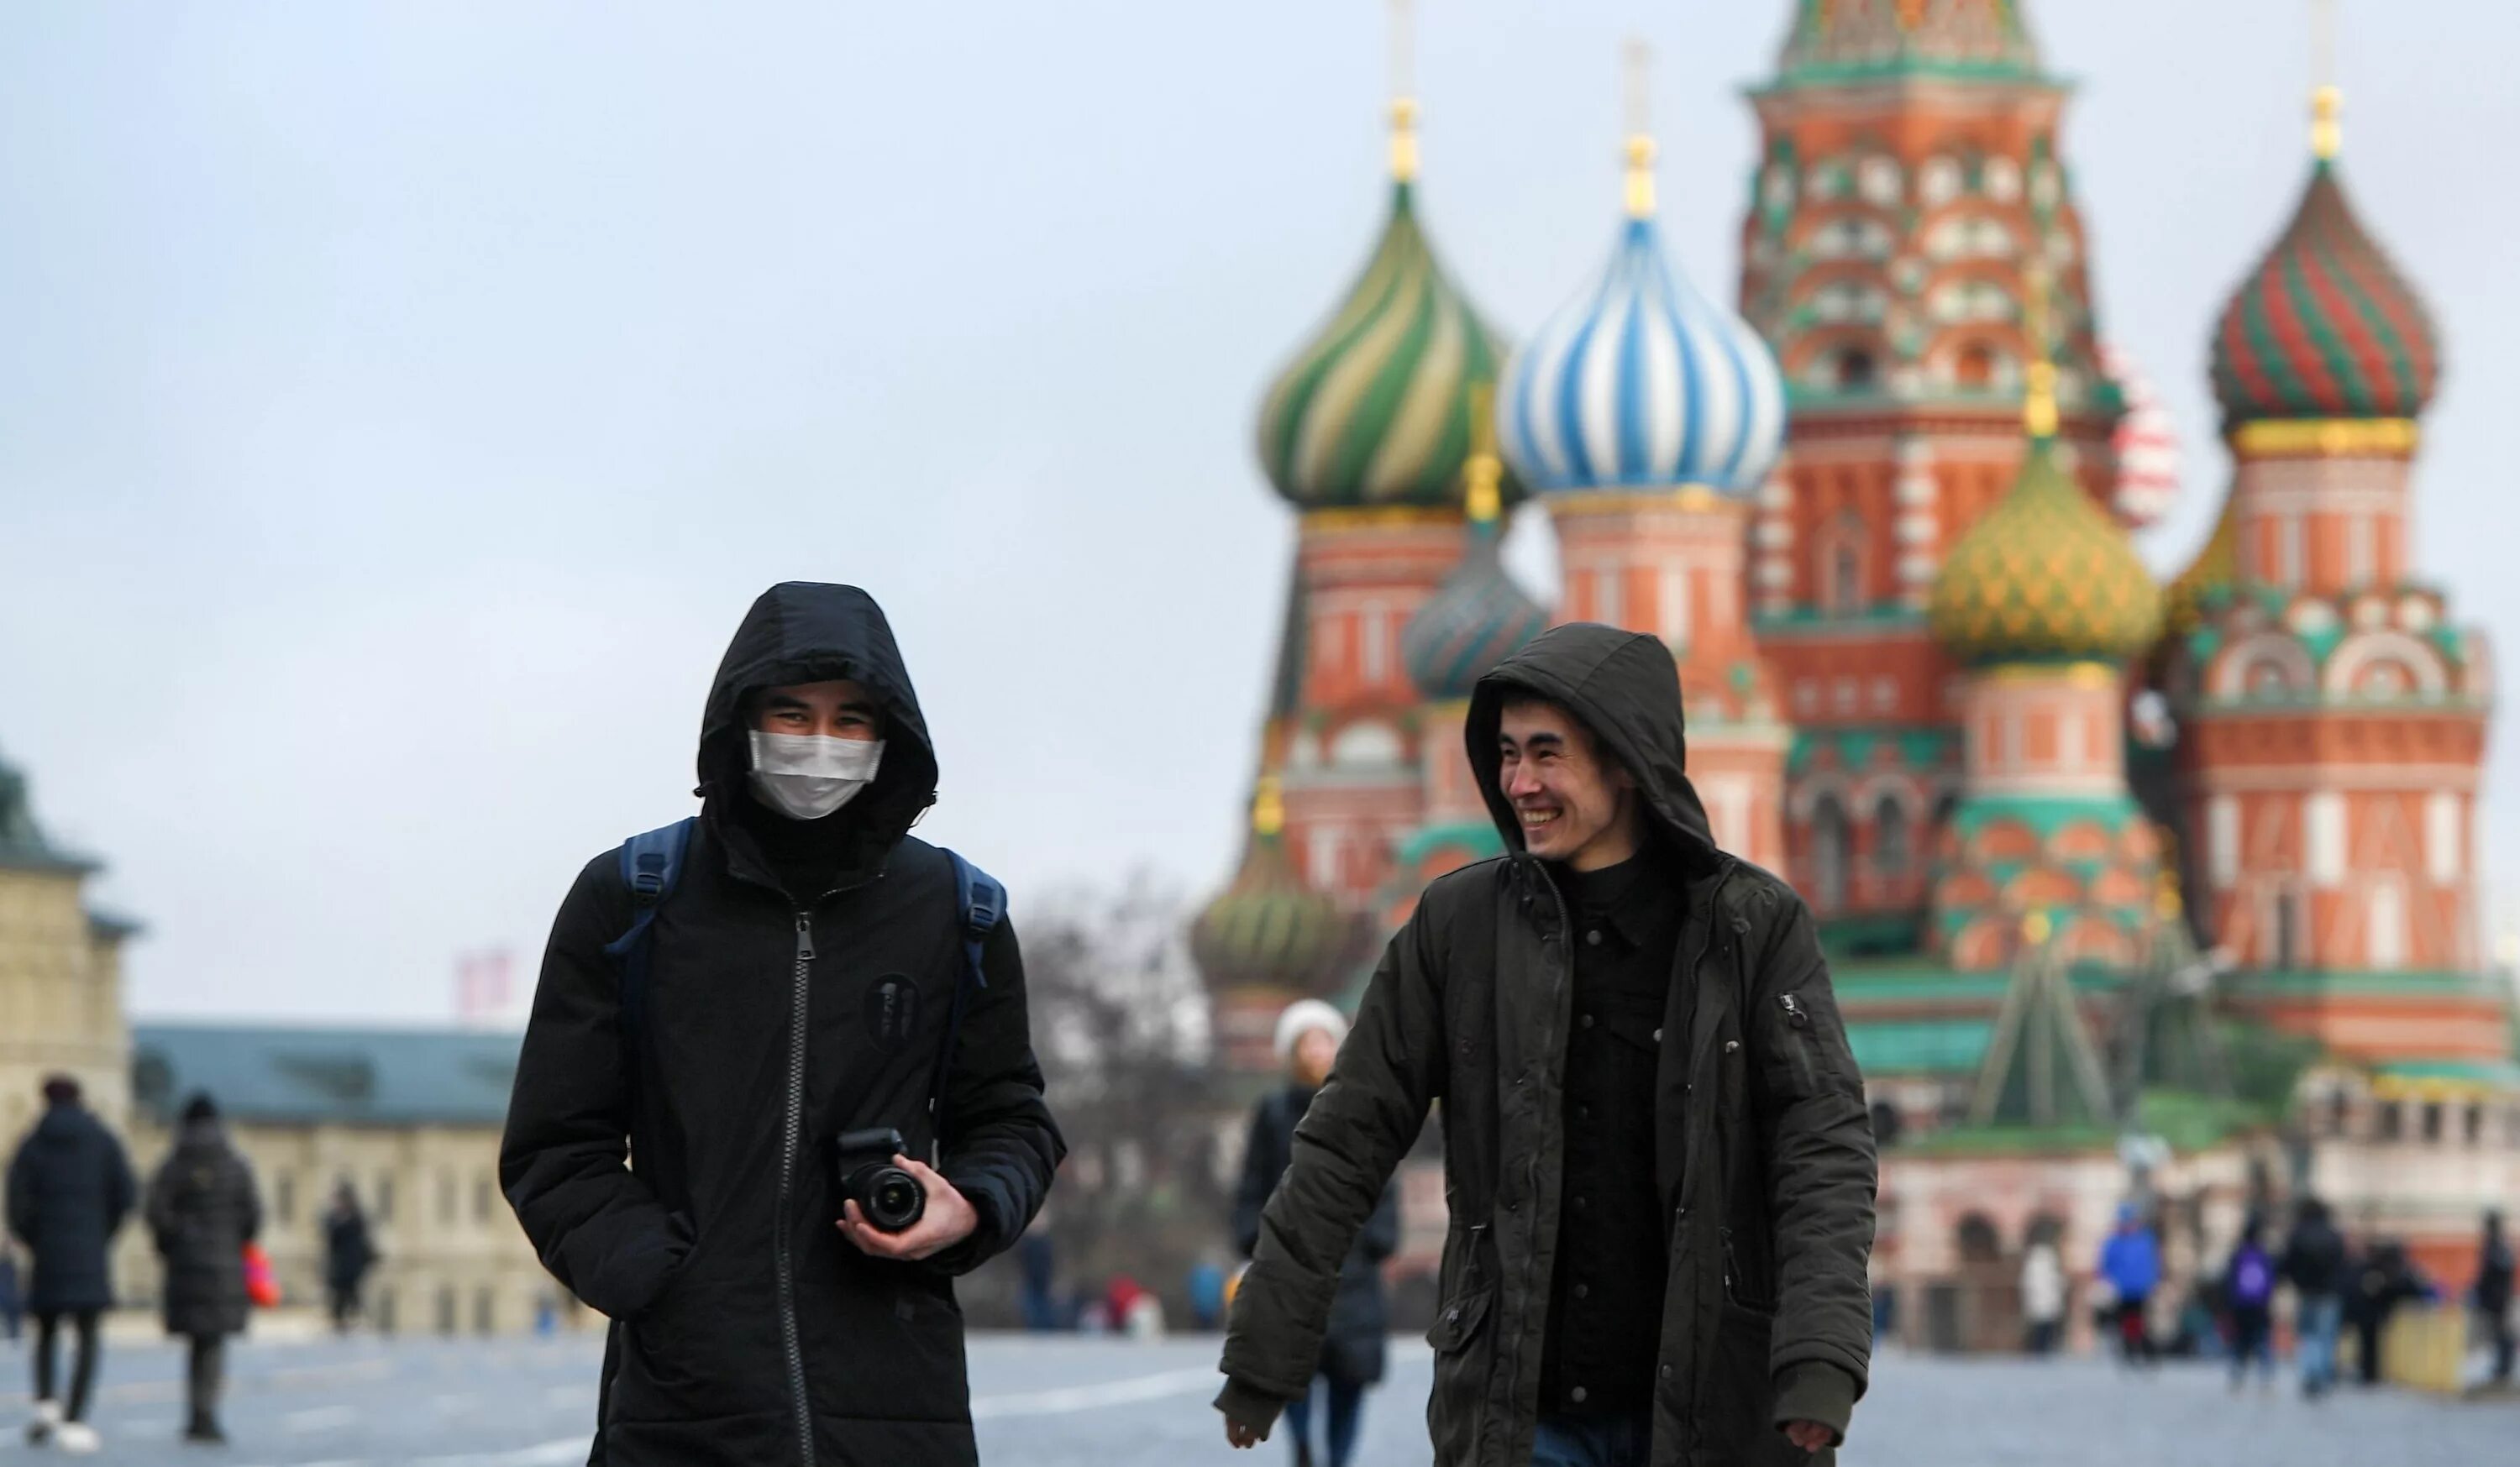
[835, 1127, 926, 1234]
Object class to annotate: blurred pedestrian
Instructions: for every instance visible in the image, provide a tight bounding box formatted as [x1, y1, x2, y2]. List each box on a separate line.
[2221, 1217, 2277, 1391]
[2098, 1203, 2161, 1368]
[1017, 1225, 1060, 1333]
[1188, 1260, 1227, 1333]
[2474, 1210, 2513, 1390]
[3, 1075, 134, 1454]
[146, 1093, 263, 1445]
[322, 1181, 377, 1333]
[1232, 1000, 1400, 1467]
[2019, 1236, 2066, 1356]
[2281, 1197, 2348, 1399]
[0, 1241, 21, 1343]
[2348, 1239, 2425, 1386]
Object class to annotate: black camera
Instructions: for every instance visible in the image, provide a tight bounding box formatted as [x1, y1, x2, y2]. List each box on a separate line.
[836, 1128, 926, 1234]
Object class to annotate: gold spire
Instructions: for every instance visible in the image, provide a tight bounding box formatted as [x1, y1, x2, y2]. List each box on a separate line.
[1464, 384, 1502, 523]
[2311, 0, 2342, 160]
[1252, 776, 1287, 837]
[1622, 37, 1656, 219]
[2022, 264, 2058, 441]
[1389, 0, 1420, 182]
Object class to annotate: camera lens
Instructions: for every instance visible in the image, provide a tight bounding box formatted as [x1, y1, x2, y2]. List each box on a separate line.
[867, 1167, 926, 1232]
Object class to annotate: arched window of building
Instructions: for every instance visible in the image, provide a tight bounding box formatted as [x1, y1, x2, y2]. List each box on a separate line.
[2377, 1100, 2404, 1142]
[1837, 348, 1877, 393]
[1956, 343, 1995, 390]
[1874, 795, 1910, 876]
[2271, 890, 2299, 971]
[1813, 796, 1853, 914]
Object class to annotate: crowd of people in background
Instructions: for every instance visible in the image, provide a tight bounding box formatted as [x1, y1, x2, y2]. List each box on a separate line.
[1, 1074, 393, 1454]
[2058, 1191, 2517, 1398]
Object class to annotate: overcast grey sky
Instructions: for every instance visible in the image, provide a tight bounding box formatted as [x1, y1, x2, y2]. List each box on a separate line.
[3, 3, 2512, 1023]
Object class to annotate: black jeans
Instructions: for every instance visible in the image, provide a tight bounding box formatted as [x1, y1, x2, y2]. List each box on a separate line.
[32, 1311, 102, 1422]
[186, 1335, 228, 1423]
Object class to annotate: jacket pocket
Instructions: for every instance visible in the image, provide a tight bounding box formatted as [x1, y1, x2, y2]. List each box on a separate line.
[1721, 1226, 1777, 1314]
[1424, 1280, 1494, 1467]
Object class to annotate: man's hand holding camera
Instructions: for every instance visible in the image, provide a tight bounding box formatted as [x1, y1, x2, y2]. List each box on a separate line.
[837, 1152, 979, 1262]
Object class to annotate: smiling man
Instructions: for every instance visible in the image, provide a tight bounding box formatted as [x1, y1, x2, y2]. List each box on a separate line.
[502, 581, 1063, 1467]
[1218, 623, 1877, 1467]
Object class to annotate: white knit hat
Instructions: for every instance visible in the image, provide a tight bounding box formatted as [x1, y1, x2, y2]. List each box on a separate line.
[1273, 998, 1350, 1063]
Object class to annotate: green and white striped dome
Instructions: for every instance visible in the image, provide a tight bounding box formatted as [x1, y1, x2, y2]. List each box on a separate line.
[1256, 165, 1522, 512]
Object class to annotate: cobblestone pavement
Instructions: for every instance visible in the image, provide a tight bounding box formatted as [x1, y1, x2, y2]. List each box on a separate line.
[0, 1333, 2511, 1464]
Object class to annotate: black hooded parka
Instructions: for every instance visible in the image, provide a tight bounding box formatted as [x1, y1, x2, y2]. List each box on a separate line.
[501, 583, 1064, 1467]
[1220, 624, 1877, 1467]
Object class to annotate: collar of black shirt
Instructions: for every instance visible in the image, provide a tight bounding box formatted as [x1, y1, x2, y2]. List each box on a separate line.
[1551, 841, 1683, 952]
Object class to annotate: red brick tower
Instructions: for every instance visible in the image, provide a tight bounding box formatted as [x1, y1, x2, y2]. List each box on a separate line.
[1739, 1, 2127, 946]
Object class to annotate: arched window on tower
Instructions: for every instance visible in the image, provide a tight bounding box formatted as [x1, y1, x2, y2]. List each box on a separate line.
[1812, 796, 1853, 914]
[1874, 796, 1911, 878]
[1818, 516, 1868, 616]
[1956, 343, 1996, 390]
[1836, 348, 1877, 393]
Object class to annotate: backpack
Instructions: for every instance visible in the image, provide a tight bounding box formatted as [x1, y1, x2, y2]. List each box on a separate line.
[2230, 1245, 2276, 1308]
[599, 817, 1005, 1151]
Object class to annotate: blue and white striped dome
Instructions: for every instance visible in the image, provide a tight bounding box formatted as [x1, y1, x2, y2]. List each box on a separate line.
[1499, 215, 1787, 497]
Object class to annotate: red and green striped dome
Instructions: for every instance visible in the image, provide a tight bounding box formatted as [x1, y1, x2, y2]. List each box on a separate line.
[2210, 161, 2440, 425]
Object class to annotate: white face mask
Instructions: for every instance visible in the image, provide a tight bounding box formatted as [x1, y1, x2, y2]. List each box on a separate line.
[747, 731, 885, 821]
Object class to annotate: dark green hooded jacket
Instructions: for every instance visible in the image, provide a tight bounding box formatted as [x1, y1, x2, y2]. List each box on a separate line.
[1218, 624, 1876, 1466]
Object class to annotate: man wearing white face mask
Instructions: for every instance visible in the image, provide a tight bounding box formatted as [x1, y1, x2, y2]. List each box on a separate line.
[502, 582, 1065, 1467]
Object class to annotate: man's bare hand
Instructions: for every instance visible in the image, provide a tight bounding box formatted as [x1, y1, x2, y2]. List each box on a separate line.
[1784, 1420, 1836, 1454]
[1224, 1418, 1265, 1449]
[835, 1155, 978, 1262]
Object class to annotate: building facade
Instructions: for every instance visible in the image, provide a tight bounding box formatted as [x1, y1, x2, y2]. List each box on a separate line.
[1194, 1, 2520, 1347]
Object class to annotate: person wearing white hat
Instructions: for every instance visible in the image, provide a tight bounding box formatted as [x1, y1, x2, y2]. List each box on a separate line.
[1232, 1000, 1399, 1467]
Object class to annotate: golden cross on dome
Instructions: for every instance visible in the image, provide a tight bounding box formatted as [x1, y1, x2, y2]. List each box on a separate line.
[2021, 263, 2058, 441]
[1252, 776, 1287, 837]
[1464, 384, 1503, 523]
[1623, 37, 1657, 219]
[2310, 0, 2343, 160]
[1389, 0, 1420, 182]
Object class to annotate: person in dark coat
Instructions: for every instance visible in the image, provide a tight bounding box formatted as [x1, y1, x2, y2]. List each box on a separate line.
[1220, 625, 1877, 1467]
[2475, 1210, 2514, 1389]
[2280, 1197, 2348, 1398]
[322, 1181, 377, 1333]
[2219, 1216, 2277, 1391]
[146, 1093, 263, 1443]
[501, 582, 1065, 1467]
[1233, 999, 1401, 1467]
[4, 1075, 135, 1454]
[2346, 1239, 2426, 1386]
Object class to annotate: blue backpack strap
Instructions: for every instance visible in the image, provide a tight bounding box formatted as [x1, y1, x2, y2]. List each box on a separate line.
[602, 818, 696, 1130]
[930, 850, 1005, 1150]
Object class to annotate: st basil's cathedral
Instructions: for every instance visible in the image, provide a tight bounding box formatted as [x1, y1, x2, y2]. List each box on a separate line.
[1190, 0, 2518, 1350]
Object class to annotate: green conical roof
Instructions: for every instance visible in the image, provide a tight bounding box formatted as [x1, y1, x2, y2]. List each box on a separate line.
[1772, 0, 2042, 86]
[1257, 181, 1522, 511]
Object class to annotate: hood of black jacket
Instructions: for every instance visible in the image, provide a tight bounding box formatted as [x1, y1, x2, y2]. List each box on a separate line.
[1465, 622, 1717, 863]
[696, 583, 938, 855]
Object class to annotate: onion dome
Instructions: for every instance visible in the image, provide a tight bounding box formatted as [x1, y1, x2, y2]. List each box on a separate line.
[2098, 343, 2181, 530]
[1499, 134, 1786, 497]
[2160, 491, 2238, 646]
[2209, 89, 2439, 426]
[1931, 348, 2162, 665]
[1772, 0, 2040, 86]
[1190, 782, 1353, 993]
[1402, 433, 1547, 700]
[1257, 100, 1520, 513]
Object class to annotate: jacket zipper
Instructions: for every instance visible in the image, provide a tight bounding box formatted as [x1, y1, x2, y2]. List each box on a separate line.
[780, 910, 817, 1467]
[1503, 861, 1572, 1434]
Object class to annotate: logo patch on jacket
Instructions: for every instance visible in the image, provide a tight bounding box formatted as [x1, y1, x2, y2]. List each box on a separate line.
[864, 975, 921, 1051]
